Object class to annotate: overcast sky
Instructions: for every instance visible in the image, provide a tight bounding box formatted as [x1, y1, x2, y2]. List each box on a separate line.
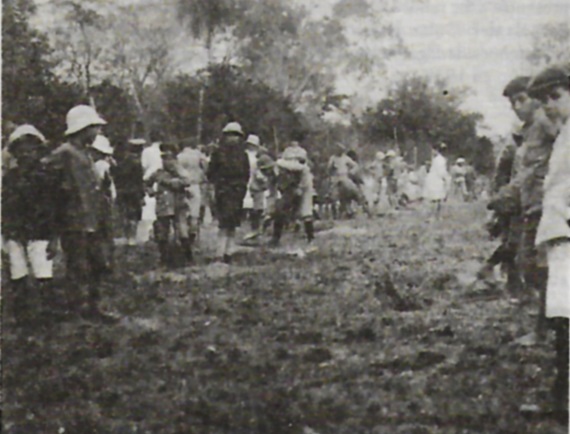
[33, 0, 568, 137]
[301, 0, 569, 137]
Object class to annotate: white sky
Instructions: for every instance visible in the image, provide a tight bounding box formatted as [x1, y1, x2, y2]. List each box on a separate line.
[300, 0, 570, 137]
[32, 0, 569, 137]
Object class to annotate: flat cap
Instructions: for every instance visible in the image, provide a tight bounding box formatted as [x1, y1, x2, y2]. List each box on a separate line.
[527, 66, 570, 99]
[502, 76, 531, 98]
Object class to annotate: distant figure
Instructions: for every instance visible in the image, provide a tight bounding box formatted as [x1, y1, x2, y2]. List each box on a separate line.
[114, 138, 145, 245]
[139, 132, 164, 243]
[422, 143, 450, 219]
[449, 157, 468, 201]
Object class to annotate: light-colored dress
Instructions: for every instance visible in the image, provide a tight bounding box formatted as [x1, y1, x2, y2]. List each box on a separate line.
[423, 154, 450, 201]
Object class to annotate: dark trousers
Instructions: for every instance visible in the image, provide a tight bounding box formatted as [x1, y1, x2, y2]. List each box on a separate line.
[552, 318, 569, 411]
[60, 231, 108, 284]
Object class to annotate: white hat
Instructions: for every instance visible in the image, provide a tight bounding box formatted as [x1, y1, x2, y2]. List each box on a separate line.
[375, 151, 385, 160]
[91, 135, 114, 155]
[246, 134, 260, 147]
[386, 150, 397, 158]
[222, 122, 244, 136]
[8, 124, 46, 146]
[65, 105, 107, 136]
[276, 158, 304, 172]
[456, 157, 465, 164]
[128, 138, 146, 146]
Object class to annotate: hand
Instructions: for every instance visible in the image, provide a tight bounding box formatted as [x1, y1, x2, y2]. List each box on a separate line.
[47, 238, 58, 260]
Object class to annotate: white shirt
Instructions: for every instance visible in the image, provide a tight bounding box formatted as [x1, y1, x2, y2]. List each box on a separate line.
[141, 142, 163, 180]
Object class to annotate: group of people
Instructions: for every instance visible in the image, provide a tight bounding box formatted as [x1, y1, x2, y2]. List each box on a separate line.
[2, 61, 569, 419]
[2, 107, 325, 324]
[479, 65, 570, 418]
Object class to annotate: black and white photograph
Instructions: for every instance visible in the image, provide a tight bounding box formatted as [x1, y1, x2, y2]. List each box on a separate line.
[2, 0, 570, 432]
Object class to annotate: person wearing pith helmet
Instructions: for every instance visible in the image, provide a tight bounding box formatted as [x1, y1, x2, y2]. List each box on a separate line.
[2, 124, 60, 325]
[42, 104, 116, 323]
[90, 135, 117, 272]
[207, 122, 250, 263]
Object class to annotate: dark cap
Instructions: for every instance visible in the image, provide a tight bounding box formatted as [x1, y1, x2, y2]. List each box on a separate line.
[502, 76, 531, 98]
[160, 142, 179, 155]
[527, 66, 570, 99]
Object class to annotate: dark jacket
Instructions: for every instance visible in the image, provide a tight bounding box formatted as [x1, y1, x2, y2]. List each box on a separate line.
[45, 143, 105, 233]
[206, 145, 250, 195]
[2, 162, 59, 241]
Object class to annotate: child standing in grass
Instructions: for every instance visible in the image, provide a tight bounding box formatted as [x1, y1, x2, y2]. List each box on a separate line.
[2, 125, 58, 324]
[146, 142, 192, 268]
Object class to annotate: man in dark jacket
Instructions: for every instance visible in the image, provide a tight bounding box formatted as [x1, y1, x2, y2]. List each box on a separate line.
[207, 122, 250, 263]
[43, 105, 116, 323]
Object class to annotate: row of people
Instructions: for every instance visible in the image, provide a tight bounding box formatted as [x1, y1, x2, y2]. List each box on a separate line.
[483, 65, 569, 418]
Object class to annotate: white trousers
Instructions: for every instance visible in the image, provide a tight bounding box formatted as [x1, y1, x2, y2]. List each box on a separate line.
[546, 241, 570, 318]
[5, 240, 53, 280]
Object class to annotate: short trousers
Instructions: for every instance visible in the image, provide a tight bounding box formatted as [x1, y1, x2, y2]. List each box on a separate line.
[5, 239, 53, 280]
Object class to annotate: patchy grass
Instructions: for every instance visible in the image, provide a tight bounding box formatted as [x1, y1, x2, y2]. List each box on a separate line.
[3, 200, 566, 433]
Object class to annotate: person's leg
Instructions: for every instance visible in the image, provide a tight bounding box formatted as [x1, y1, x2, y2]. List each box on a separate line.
[224, 227, 236, 263]
[520, 214, 548, 337]
[552, 317, 569, 416]
[60, 231, 92, 317]
[154, 217, 171, 267]
[27, 240, 56, 318]
[6, 240, 31, 324]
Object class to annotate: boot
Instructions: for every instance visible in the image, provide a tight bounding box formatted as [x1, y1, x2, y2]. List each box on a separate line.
[251, 210, 262, 232]
[270, 217, 284, 247]
[304, 220, 315, 243]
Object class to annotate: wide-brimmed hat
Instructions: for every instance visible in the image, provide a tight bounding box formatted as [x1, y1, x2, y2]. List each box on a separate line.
[246, 134, 260, 147]
[8, 124, 46, 148]
[65, 105, 107, 136]
[222, 122, 244, 136]
[257, 154, 275, 170]
[128, 138, 146, 146]
[91, 135, 114, 155]
[385, 149, 397, 158]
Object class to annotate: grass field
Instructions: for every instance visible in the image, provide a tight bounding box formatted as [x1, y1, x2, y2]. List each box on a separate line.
[2, 200, 567, 433]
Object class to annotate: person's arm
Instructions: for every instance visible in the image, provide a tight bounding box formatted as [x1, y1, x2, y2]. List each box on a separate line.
[206, 150, 220, 184]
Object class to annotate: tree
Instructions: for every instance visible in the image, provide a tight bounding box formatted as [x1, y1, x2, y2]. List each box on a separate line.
[103, 4, 176, 140]
[2, 0, 83, 142]
[160, 64, 306, 152]
[177, 0, 247, 61]
[527, 22, 570, 68]
[49, 0, 107, 106]
[359, 75, 483, 167]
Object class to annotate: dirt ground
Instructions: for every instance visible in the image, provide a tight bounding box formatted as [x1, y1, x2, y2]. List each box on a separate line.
[2, 200, 567, 433]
